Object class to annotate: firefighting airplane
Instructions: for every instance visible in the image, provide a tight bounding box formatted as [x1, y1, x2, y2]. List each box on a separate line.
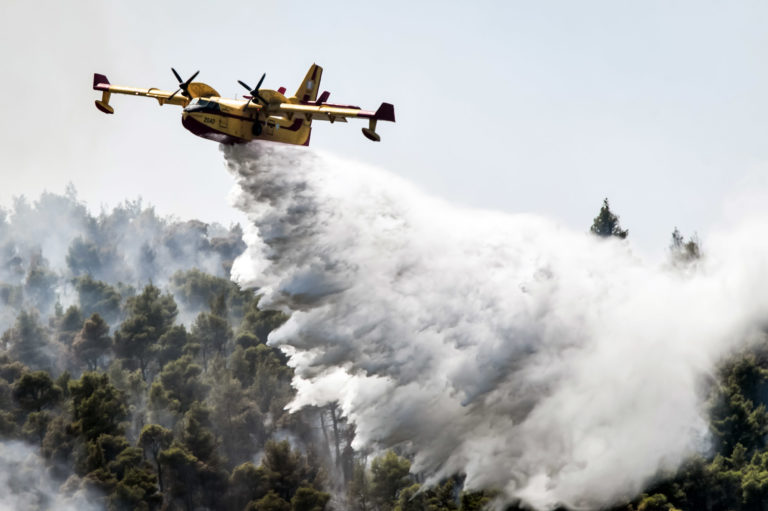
[92, 64, 395, 146]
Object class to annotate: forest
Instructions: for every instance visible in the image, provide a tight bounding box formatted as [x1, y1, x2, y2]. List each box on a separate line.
[0, 191, 491, 510]
[0, 191, 766, 511]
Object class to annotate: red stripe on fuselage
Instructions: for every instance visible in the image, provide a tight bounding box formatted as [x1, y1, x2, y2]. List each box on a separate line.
[181, 115, 246, 145]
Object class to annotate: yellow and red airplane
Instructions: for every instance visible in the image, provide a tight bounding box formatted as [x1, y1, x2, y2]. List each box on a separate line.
[92, 64, 395, 146]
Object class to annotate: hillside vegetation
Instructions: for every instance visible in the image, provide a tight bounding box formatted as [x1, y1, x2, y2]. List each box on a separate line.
[0, 192, 764, 511]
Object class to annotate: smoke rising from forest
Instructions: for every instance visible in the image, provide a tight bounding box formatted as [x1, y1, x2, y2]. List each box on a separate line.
[0, 190, 250, 509]
[224, 142, 768, 510]
[0, 190, 243, 330]
[0, 441, 101, 511]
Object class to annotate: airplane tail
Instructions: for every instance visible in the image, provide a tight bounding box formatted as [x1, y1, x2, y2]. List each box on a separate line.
[295, 64, 323, 102]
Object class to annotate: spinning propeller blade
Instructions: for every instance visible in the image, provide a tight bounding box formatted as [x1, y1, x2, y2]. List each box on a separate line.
[238, 73, 268, 106]
[170, 68, 200, 100]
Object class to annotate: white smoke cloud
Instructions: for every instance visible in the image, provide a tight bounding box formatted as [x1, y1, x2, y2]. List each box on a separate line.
[224, 142, 768, 510]
[0, 440, 103, 511]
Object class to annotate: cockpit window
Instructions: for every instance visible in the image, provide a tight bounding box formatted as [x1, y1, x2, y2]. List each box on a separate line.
[184, 98, 219, 113]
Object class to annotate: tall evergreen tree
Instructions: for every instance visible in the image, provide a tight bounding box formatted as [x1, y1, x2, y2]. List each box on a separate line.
[56, 305, 84, 347]
[12, 370, 61, 412]
[2, 310, 55, 370]
[72, 313, 112, 371]
[69, 372, 127, 441]
[590, 198, 628, 239]
[139, 424, 173, 492]
[114, 284, 178, 380]
[670, 227, 700, 264]
[370, 451, 412, 511]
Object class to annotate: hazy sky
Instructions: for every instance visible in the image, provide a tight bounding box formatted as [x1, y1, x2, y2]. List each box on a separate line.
[2, 0, 768, 256]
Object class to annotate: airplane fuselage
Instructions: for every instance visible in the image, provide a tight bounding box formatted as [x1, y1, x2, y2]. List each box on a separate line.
[181, 94, 312, 146]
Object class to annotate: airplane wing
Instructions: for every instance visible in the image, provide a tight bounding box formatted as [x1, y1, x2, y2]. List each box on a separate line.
[92, 73, 220, 113]
[271, 101, 395, 141]
[276, 102, 395, 124]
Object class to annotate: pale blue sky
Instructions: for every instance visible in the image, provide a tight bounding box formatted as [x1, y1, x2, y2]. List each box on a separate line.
[2, 0, 768, 256]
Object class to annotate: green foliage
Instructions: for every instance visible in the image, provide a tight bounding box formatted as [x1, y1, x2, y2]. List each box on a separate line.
[249, 490, 291, 511]
[114, 284, 178, 379]
[0, 354, 26, 383]
[0, 257, 464, 511]
[241, 299, 289, 344]
[170, 268, 254, 322]
[0, 409, 16, 437]
[66, 236, 118, 278]
[291, 486, 331, 511]
[110, 464, 163, 511]
[210, 376, 265, 466]
[69, 372, 127, 441]
[86, 433, 131, 474]
[710, 355, 768, 453]
[158, 442, 228, 511]
[261, 440, 311, 501]
[56, 305, 84, 347]
[75, 275, 122, 324]
[0, 283, 24, 308]
[2, 309, 55, 370]
[741, 461, 768, 510]
[0, 199, 336, 511]
[158, 445, 202, 510]
[180, 402, 221, 466]
[590, 197, 628, 239]
[139, 423, 173, 492]
[621, 345, 768, 511]
[670, 228, 700, 264]
[227, 462, 270, 510]
[459, 490, 491, 511]
[149, 355, 209, 415]
[636, 493, 680, 511]
[12, 370, 61, 412]
[231, 344, 293, 416]
[41, 415, 77, 478]
[257, 439, 328, 506]
[72, 313, 112, 371]
[348, 459, 372, 511]
[156, 324, 187, 369]
[429, 479, 460, 510]
[190, 310, 233, 370]
[22, 410, 52, 445]
[25, 254, 58, 311]
[370, 451, 412, 511]
[394, 483, 427, 511]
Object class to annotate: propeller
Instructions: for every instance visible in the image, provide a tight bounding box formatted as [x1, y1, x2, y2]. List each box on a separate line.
[168, 68, 200, 102]
[238, 73, 268, 107]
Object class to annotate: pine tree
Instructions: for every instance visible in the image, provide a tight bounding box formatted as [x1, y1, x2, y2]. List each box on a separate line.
[113, 284, 178, 380]
[72, 313, 112, 371]
[590, 198, 628, 239]
[669, 227, 700, 264]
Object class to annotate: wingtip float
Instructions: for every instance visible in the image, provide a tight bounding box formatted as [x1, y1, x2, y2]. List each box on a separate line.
[92, 64, 395, 146]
